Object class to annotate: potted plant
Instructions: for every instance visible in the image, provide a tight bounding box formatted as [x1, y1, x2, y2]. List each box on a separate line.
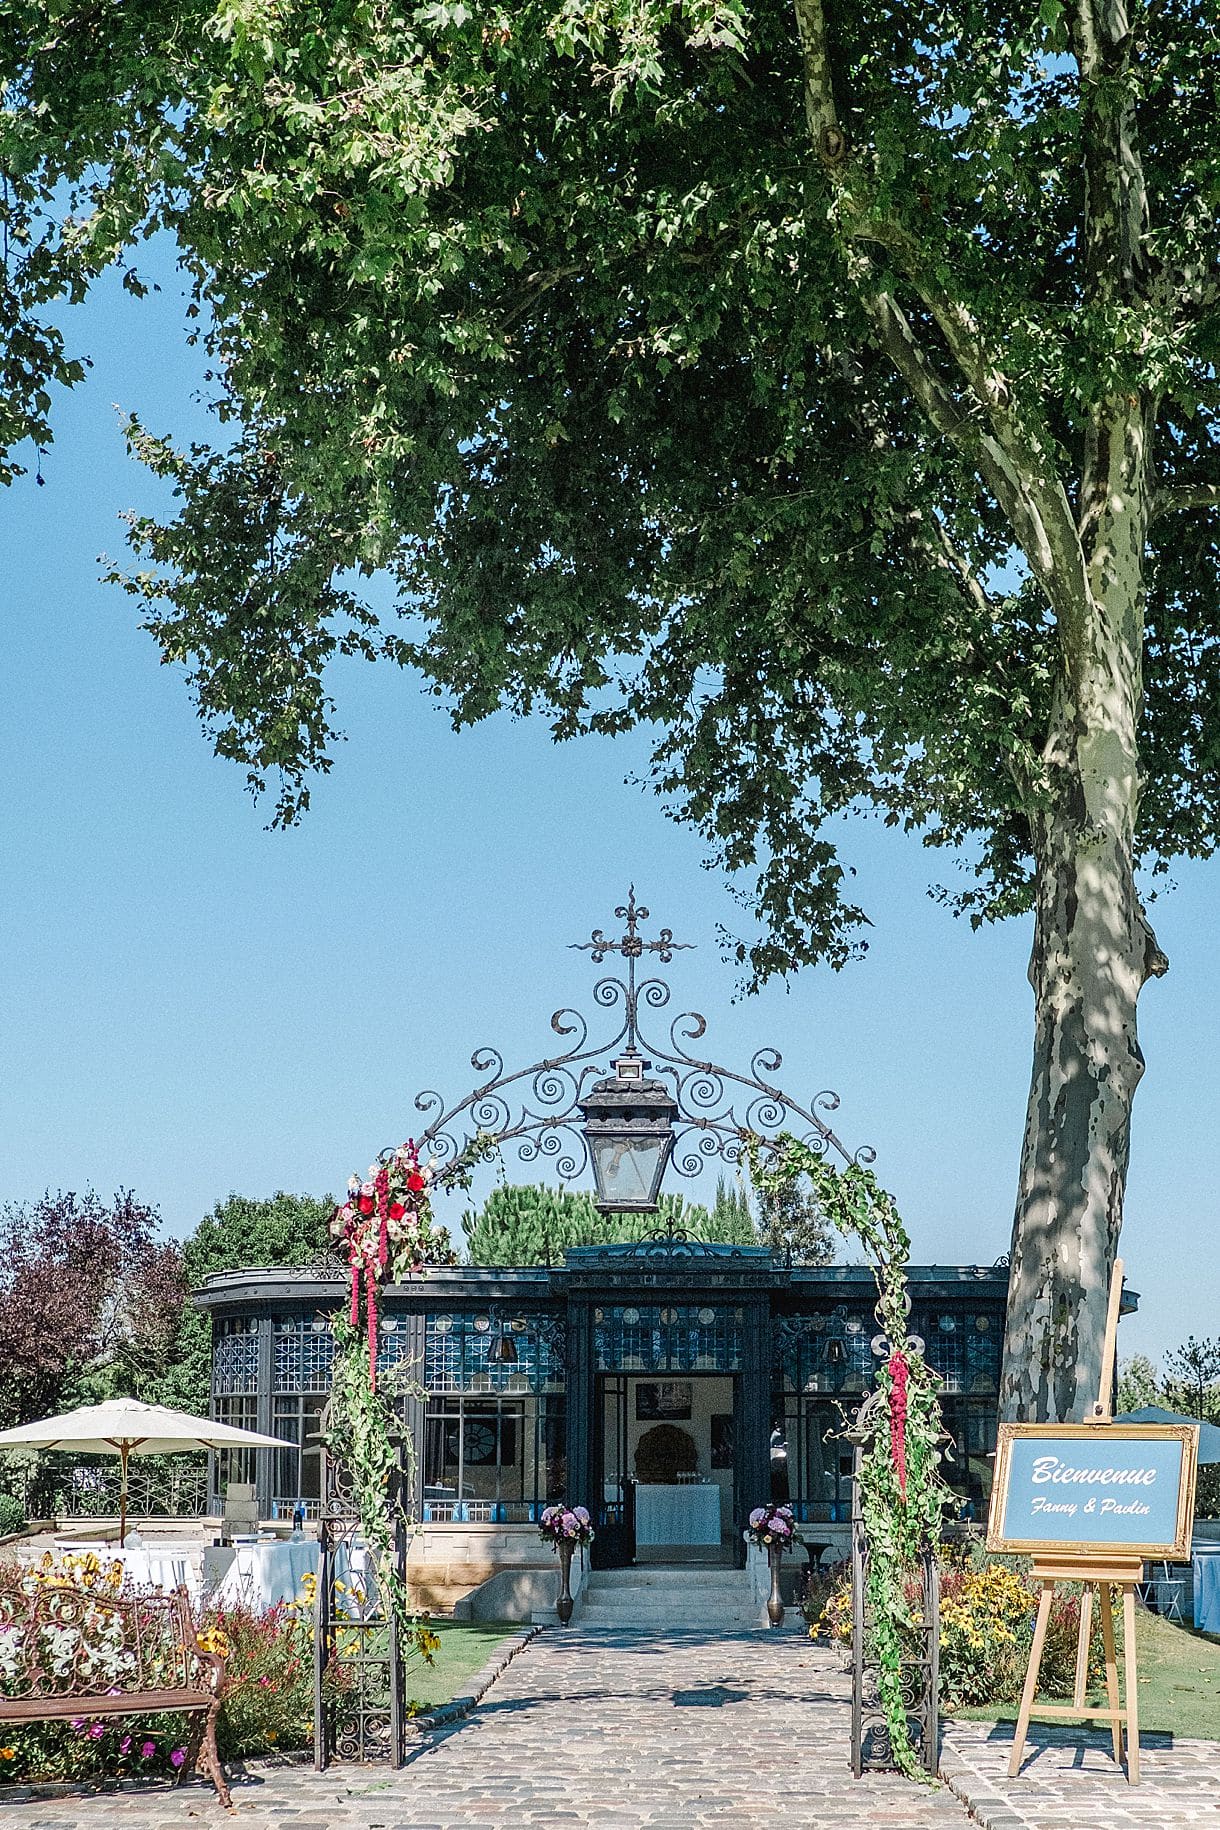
[538, 1504, 595, 1625]
[745, 1504, 799, 1627]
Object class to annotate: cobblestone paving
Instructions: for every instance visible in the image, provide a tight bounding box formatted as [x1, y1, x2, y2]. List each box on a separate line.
[0, 1628, 968, 1829]
[0, 1631, 1216, 1829]
[942, 1717, 1220, 1829]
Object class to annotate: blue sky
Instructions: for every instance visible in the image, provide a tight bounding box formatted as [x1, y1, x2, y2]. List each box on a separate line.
[2, 249, 1217, 1372]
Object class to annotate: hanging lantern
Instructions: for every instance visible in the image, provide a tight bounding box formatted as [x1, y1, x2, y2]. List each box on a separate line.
[579, 1051, 678, 1213]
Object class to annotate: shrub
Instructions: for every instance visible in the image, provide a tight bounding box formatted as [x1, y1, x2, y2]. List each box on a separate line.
[0, 1554, 427, 1785]
[812, 1552, 1104, 1712]
[201, 1599, 318, 1761]
[0, 1553, 331, 1783]
[0, 1495, 24, 1538]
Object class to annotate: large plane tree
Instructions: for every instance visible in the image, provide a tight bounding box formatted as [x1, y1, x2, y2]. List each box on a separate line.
[5, 1, 1220, 1419]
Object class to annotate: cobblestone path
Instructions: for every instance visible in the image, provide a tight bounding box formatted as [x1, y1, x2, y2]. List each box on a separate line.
[0, 1628, 969, 1829]
[941, 1717, 1220, 1828]
[1, 1629, 1215, 1828]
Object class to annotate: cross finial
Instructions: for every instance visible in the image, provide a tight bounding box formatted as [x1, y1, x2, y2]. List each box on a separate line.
[571, 887, 694, 965]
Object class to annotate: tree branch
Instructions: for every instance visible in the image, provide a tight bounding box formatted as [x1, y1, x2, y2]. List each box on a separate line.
[865, 288, 1087, 628]
[1070, 0, 1148, 306]
[1154, 483, 1220, 516]
[791, 0, 1091, 645]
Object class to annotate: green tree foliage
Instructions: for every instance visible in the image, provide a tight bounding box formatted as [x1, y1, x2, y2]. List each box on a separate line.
[462, 1184, 595, 1266]
[149, 1190, 334, 1415]
[1117, 1340, 1220, 1518]
[461, 1182, 747, 1264]
[8, 3, 1220, 1415]
[756, 1173, 834, 1265]
[1116, 1353, 1164, 1416]
[711, 1176, 755, 1246]
[1163, 1337, 1220, 1426]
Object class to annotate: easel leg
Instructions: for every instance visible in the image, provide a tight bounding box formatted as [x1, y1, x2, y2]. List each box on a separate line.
[1122, 1583, 1140, 1785]
[1009, 1582, 1055, 1778]
[1073, 1585, 1094, 1711]
[1098, 1582, 1124, 1769]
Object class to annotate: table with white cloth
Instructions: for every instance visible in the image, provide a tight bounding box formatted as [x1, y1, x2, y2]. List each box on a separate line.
[1193, 1543, 1220, 1634]
[113, 1546, 200, 1602]
[202, 1539, 319, 1611]
[634, 1483, 721, 1547]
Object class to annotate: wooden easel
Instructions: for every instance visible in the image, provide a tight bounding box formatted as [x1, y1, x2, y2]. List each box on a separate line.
[1008, 1259, 1143, 1783]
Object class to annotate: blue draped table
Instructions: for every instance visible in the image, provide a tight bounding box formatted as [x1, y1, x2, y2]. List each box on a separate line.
[1192, 1545, 1220, 1634]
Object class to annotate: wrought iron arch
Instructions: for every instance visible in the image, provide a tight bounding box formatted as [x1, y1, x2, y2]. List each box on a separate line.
[409, 889, 875, 1192]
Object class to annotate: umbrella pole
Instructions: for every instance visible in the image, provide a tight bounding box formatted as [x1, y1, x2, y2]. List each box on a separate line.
[120, 1443, 128, 1548]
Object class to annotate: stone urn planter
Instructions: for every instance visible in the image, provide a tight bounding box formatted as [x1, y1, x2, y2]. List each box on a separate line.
[556, 1539, 575, 1626]
[745, 1504, 797, 1629]
[538, 1501, 594, 1628]
[766, 1541, 785, 1628]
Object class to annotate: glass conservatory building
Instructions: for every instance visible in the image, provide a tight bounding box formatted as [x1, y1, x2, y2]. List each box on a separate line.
[198, 1244, 1011, 1574]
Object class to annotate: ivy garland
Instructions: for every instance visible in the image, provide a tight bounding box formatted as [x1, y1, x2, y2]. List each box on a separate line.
[743, 1133, 953, 1782]
[324, 1312, 434, 1658]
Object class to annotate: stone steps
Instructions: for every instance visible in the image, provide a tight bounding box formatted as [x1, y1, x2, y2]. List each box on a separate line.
[546, 1563, 765, 1630]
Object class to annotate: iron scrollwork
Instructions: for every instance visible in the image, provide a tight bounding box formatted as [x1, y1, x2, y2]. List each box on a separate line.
[313, 1423, 409, 1770]
[850, 1505, 940, 1778]
[410, 888, 874, 1192]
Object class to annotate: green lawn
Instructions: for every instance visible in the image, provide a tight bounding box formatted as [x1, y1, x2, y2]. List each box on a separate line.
[953, 1609, 1220, 1741]
[405, 1621, 521, 1711]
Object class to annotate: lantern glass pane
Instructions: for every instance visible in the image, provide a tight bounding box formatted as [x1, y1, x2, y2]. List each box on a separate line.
[592, 1135, 667, 1207]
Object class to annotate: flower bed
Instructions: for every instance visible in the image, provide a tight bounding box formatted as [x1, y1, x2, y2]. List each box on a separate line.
[812, 1552, 1103, 1712]
[0, 1554, 343, 1783]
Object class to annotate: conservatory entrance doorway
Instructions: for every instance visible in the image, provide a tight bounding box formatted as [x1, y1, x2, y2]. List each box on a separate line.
[595, 1372, 741, 1567]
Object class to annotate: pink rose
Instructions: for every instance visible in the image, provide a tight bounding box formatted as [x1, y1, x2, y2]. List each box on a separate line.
[141, 1741, 156, 1758]
[170, 1749, 187, 1769]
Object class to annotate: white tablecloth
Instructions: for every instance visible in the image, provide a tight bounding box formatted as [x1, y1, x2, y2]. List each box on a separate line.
[203, 1540, 319, 1611]
[635, 1483, 720, 1547]
[114, 1547, 199, 1601]
[1193, 1545, 1220, 1634]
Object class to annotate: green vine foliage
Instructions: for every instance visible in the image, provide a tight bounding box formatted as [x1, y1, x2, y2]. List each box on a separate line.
[320, 1130, 499, 1665]
[324, 1312, 434, 1665]
[743, 1133, 954, 1783]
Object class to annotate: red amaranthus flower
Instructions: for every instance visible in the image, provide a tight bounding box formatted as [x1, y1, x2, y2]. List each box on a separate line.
[888, 1348, 909, 1500]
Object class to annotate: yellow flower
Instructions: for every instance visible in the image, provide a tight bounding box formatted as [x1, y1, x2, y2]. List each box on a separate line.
[1, 1747, 15, 1760]
[265, 1731, 278, 1743]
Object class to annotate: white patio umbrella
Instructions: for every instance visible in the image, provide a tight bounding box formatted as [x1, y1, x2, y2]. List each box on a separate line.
[0, 1398, 291, 1544]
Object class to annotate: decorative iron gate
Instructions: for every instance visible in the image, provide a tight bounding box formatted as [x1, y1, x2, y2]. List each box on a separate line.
[850, 1515, 939, 1778]
[313, 1452, 409, 1768]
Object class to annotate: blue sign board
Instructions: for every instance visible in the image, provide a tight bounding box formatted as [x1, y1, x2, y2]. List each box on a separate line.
[988, 1424, 1198, 1559]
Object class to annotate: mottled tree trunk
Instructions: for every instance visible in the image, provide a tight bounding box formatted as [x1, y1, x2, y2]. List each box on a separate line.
[999, 406, 1166, 1422]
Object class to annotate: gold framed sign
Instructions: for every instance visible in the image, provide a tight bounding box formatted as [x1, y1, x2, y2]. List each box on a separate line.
[987, 1422, 1199, 1560]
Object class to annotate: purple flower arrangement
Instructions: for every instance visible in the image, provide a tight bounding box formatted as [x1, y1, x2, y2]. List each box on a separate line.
[538, 1503, 595, 1550]
[744, 1503, 798, 1549]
